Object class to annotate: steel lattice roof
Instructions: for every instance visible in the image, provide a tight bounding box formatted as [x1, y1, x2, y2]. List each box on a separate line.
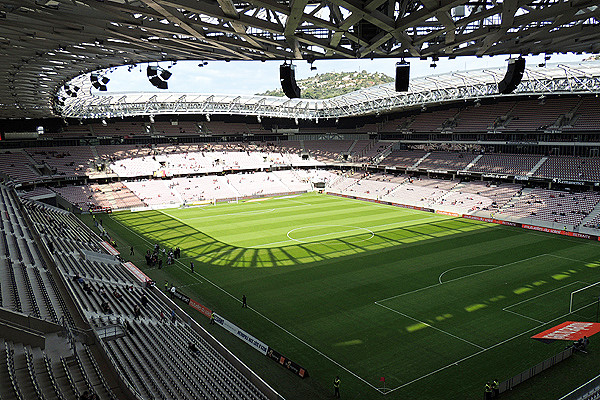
[1, 0, 599, 119]
[60, 61, 600, 120]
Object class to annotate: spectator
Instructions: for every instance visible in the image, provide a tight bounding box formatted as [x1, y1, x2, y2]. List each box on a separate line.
[188, 342, 200, 356]
[101, 301, 112, 314]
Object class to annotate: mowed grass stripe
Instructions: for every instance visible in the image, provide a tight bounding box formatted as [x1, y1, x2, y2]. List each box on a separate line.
[170, 202, 410, 239]
[164, 199, 488, 249]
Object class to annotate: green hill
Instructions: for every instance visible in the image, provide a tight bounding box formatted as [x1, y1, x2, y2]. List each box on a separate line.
[256, 70, 393, 99]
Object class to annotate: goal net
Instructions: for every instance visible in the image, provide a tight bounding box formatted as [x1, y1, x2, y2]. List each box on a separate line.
[569, 281, 600, 317]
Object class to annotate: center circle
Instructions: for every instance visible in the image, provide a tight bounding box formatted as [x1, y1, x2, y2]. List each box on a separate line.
[286, 224, 375, 244]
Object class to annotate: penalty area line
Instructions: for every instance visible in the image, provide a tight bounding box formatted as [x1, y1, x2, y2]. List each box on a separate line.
[375, 254, 550, 304]
[375, 302, 485, 350]
[382, 304, 588, 395]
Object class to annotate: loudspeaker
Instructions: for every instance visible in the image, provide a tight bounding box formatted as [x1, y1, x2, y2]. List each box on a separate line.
[147, 66, 170, 89]
[395, 62, 410, 92]
[498, 57, 525, 94]
[280, 64, 301, 99]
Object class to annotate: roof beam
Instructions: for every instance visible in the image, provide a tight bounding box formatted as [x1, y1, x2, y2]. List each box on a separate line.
[141, 0, 252, 60]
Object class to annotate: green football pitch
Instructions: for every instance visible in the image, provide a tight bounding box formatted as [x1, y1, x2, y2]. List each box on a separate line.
[92, 192, 600, 400]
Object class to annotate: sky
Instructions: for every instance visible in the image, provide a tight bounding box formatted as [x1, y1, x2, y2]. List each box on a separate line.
[102, 53, 591, 96]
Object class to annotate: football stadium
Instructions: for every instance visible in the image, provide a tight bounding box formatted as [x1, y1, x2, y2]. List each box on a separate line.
[1, 1, 600, 400]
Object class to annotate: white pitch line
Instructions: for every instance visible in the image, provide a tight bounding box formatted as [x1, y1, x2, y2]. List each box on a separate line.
[502, 309, 544, 324]
[375, 303, 485, 350]
[111, 216, 382, 393]
[503, 280, 585, 311]
[286, 225, 375, 244]
[376, 254, 549, 304]
[380, 281, 595, 394]
[383, 305, 590, 394]
[438, 265, 498, 284]
[500, 280, 590, 324]
[163, 208, 277, 221]
[251, 215, 448, 248]
[546, 254, 589, 263]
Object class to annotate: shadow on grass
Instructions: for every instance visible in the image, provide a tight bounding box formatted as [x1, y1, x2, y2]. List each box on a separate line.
[112, 210, 492, 268]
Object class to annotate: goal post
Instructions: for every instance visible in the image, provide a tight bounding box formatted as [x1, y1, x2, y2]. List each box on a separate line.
[569, 281, 600, 316]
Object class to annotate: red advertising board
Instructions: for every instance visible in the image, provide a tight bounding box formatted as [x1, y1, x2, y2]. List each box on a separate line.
[100, 241, 120, 256]
[522, 225, 594, 240]
[189, 299, 212, 318]
[122, 262, 151, 284]
[436, 210, 461, 217]
[531, 321, 600, 341]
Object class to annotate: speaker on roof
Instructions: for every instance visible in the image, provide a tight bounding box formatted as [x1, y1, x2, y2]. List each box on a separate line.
[280, 64, 301, 99]
[147, 65, 159, 77]
[395, 62, 410, 92]
[146, 65, 170, 89]
[160, 69, 172, 81]
[498, 57, 525, 95]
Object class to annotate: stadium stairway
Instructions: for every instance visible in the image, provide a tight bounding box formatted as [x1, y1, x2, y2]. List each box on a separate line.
[347, 139, 358, 153]
[372, 144, 393, 164]
[463, 154, 483, 171]
[578, 202, 600, 229]
[226, 179, 243, 198]
[272, 172, 293, 192]
[527, 157, 548, 177]
[411, 152, 431, 169]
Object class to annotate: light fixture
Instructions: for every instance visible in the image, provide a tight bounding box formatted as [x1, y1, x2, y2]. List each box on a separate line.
[64, 84, 79, 97]
[90, 74, 109, 91]
[147, 65, 171, 89]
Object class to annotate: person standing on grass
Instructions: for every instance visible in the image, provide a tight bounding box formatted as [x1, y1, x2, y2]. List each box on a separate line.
[130, 246, 134, 256]
[334, 376, 340, 398]
[491, 379, 499, 398]
[484, 382, 492, 400]
[164, 281, 169, 293]
[242, 294, 247, 308]
[190, 261, 194, 273]
[170, 285, 176, 298]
